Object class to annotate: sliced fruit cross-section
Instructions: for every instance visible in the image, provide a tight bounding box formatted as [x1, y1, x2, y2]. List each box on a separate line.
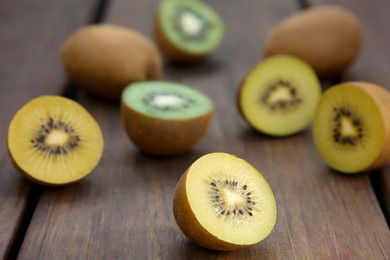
[313, 82, 390, 173]
[121, 81, 213, 156]
[173, 152, 277, 250]
[237, 55, 321, 136]
[154, 0, 226, 62]
[8, 96, 104, 185]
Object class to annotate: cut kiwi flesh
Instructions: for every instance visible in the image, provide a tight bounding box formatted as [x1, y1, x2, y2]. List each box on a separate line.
[173, 152, 277, 250]
[159, 0, 225, 55]
[122, 81, 212, 120]
[313, 83, 386, 173]
[8, 96, 103, 185]
[238, 55, 321, 136]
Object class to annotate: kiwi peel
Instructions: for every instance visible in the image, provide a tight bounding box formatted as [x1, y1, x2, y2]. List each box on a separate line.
[7, 96, 104, 186]
[173, 152, 277, 250]
[154, 0, 225, 62]
[264, 5, 363, 77]
[237, 55, 321, 136]
[121, 81, 213, 156]
[313, 82, 390, 173]
[61, 24, 162, 100]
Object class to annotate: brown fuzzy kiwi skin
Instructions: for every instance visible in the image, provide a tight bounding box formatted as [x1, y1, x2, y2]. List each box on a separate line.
[264, 5, 363, 77]
[351, 82, 390, 171]
[61, 24, 163, 100]
[120, 102, 212, 156]
[173, 169, 247, 251]
[153, 17, 207, 63]
[236, 75, 251, 126]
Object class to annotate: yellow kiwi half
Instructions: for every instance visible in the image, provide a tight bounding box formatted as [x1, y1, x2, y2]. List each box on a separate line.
[237, 55, 321, 136]
[8, 96, 104, 185]
[313, 82, 390, 173]
[264, 5, 363, 77]
[61, 24, 162, 100]
[173, 152, 277, 250]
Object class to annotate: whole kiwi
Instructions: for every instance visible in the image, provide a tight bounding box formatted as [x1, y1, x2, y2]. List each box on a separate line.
[264, 5, 363, 77]
[61, 24, 163, 100]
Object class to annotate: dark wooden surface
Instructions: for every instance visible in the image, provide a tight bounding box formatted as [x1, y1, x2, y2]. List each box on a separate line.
[1, 0, 389, 259]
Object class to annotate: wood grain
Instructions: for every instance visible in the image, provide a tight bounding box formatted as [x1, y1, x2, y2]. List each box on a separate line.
[13, 0, 390, 259]
[308, 0, 390, 224]
[0, 0, 100, 257]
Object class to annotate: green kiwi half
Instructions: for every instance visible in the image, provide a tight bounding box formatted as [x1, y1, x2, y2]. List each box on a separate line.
[121, 81, 213, 156]
[154, 0, 226, 62]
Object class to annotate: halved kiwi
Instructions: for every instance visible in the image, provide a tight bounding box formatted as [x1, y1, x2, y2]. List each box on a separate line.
[7, 96, 104, 185]
[173, 152, 277, 250]
[237, 55, 321, 136]
[121, 81, 213, 156]
[154, 0, 225, 62]
[313, 82, 390, 173]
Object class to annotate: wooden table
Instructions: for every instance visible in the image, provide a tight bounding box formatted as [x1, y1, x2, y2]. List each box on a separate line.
[1, 0, 389, 259]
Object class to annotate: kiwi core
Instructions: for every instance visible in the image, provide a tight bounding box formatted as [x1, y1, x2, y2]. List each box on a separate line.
[262, 80, 302, 111]
[333, 108, 363, 145]
[210, 179, 256, 219]
[210, 180, 256, 221]
[45, 130, 70, 146]
[223, 188, 244, 206]
[31, 118, 80, 155]
[147, 92, 193, 111]
[178, 8, 207, 38]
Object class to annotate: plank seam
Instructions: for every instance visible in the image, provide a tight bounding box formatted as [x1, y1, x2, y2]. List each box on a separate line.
[369, 172, 390, 228]
[4, 0, 112, 258]
[4, 185, 42, 260]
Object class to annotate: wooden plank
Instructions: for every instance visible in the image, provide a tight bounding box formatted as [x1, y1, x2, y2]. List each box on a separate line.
[19, 0, 389, 259]
[0, 0, 101, 258]
[308, 0, 390, 224]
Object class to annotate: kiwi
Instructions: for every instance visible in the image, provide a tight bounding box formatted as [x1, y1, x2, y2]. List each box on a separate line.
[313, 82, 390, 173]
[121, 81, 213, 156]
[237, 55, 321, 136]
[154, 0, 225, 62]
[7, 96, 104, 185]
[264, 5, 363, 77]
[173, 152, 277, 251]
[61, 24, 162, 100]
